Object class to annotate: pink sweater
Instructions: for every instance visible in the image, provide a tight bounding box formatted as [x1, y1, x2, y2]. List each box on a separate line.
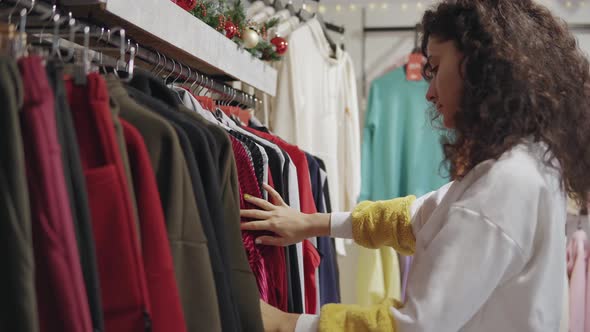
[567, 230, 588, 332]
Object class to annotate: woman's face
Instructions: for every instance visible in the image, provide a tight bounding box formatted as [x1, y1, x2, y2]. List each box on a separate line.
[425, 37, 465, 129]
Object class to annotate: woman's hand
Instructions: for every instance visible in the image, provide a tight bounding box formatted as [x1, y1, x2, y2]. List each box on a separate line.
[240, 183, 331, 246]
[260, 300, 300, 332]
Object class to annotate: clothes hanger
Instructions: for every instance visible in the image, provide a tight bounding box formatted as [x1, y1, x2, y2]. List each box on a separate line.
[5, 0, 25, 26]
[181, 65, 191, 86]
[197, 73, 206, 96]
[285, 0, 296, 16]
[121, 42, 136, 82]
[170, 61, 183, 86]
[61, 17, 77, 62]
[188, 70, 199, 94]
[163, 57, 176, 83]
[155, 53, 167, 79]
[151, 50, 162, 74]
[296, 4, 337, 56]
[50, 13, 61, 60]
[105, 29, 135, 82]
[170, 62, 190, 103]
[92, 27, 125, 77]
[95, 27, 114, 75]
[14, 7, 29, 58]
[72, 25, 89, 85]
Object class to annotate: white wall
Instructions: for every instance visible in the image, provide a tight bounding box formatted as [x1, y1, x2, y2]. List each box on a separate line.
[309, 0, 590, 305]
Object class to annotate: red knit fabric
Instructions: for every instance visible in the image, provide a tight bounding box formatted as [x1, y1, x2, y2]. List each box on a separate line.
[266, 168, 288, 311]
[122, 120, 187, 332]
[66, 73, 151, 332]
[230, 136, 268, 300]
[244, 127, 321, 314]
[19, 56, 93, 332]
[229, 136, 287, 309]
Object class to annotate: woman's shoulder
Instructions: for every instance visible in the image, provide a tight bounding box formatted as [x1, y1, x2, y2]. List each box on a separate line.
[451, 140, 566, 255]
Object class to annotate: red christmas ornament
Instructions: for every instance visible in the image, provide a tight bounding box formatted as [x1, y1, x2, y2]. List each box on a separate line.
[271, 36, 288, 55]
[175, 0, 197, 11]
[225, 21, 238, 39]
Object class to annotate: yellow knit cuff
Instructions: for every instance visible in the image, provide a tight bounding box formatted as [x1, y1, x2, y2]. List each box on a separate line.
[318, 299, 402, 332]
[351, 195, 417, 255]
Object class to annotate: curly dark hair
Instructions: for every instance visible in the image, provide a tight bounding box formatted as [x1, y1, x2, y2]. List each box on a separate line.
[421, 0, 590, 204]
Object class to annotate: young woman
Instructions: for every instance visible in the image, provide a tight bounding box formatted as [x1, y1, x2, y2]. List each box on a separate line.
[240, 0, 590, 331]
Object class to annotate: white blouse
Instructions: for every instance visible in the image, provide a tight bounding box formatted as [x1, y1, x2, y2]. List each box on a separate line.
[297, 140, 567, 332]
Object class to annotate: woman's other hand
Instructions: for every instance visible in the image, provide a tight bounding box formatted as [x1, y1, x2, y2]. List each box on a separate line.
[240, 183, 331, 246]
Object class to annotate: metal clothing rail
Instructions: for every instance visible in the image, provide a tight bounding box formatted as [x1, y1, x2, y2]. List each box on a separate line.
[2, 0, 260, 108]
[360, 6, 422, 98]
[360, 13, 590, 98]
[569, 23, 590, 32]
[325, 21, 345, 34]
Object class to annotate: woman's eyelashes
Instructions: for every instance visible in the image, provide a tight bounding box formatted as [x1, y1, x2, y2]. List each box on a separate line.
[424, 65, 438, 81]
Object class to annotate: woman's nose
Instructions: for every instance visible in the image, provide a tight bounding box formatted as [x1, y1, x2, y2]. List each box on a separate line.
[426, 82, 437, 103]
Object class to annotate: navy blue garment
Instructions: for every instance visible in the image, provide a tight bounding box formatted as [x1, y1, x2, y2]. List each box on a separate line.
[305, 154, 341, 305]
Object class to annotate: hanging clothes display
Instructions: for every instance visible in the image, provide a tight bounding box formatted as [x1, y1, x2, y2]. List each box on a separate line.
[0, 0, 349, 326]
[1, 50, 347, 331]
[0, 55, 39, 332]
[357, 65, 448, 306]
[66, 72, 152, 332]
[46, 61, 104, 332]
[20, 56, 96, 332]
[19, 56, 93, 332]
[121, 119, 187, 332]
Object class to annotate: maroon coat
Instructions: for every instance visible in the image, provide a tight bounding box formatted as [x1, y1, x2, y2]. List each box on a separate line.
[19, 56, 92, 332]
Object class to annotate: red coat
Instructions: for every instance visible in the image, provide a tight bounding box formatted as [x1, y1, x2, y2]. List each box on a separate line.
[67, 74, 151, 332]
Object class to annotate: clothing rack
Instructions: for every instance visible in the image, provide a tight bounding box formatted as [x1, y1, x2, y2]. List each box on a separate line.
[43, 0, 278, 96]
[325, 22, 345, 34]
[360, 6, 422, 98]
[569, 23, 590, 32]
[360, 17, 590, 97]
[270, 0, 345, 34]
[2, 0, 260, 108]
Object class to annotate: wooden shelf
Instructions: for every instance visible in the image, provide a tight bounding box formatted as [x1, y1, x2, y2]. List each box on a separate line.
[63, 0, 277, 96]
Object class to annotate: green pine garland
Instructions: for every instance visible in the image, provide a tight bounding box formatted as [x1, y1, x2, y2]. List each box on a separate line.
[188, 0, 284, 62]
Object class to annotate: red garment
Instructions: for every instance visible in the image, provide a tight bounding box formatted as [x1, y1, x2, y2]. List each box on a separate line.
[244, 127, 320, 314]
[66, 74, 152, 332]
[121, 120, 187, 332]
[230, 136, 268, 298]
[303, 240, 321, 311]
[267, 168, 289, 311]
[18, 56, 93, 332]
[229, 136, 288, 310]
[245, 129, 317, 214]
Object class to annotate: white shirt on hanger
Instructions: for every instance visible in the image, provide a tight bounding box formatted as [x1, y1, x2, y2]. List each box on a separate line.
[271, 18, 361, 216]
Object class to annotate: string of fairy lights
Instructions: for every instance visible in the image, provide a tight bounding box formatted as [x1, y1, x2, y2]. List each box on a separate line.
[307, 0, 586, 14]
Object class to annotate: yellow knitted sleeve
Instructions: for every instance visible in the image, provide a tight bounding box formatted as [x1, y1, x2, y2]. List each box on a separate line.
[351, 195, 417, 255]
[319, 299, 403, 332]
